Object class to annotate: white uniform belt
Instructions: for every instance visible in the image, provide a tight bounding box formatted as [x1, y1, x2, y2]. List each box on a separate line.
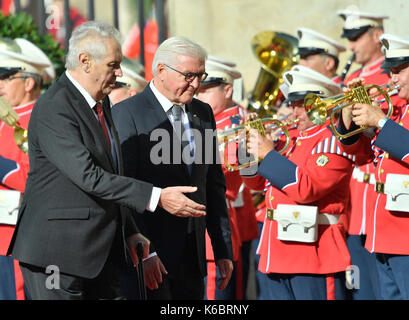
[267, 209, 340, 225]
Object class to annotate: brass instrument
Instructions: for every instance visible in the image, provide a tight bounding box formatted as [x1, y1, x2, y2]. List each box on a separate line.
[218, 117, 298, 171]
[248, 31, 299, 118]
[0, 96, 28, 154]
[304, 84, 395, 139]
[14, 126, 28, 154]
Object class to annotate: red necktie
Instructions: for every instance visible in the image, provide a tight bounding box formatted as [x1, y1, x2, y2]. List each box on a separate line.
[94, 102, 111, 150]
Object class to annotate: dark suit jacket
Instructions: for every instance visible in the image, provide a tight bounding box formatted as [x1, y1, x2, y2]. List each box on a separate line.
[112, 84, 233, 278]
[8, 73, 153, 279]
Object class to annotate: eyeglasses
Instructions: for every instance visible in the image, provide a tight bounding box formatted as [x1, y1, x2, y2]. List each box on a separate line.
[164, 64, 208, 83]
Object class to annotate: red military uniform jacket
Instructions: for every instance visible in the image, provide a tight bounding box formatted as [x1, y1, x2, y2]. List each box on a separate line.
[0, 101, 34, 255]
[247, 121, 353, 274]
[205, 105, 244, 261]
[343, 104, 409, 254]
[344, 57, 404, 235]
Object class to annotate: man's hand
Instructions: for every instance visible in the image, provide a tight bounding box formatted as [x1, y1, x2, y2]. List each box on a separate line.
[246, 128, 276, 160]
[0, 96, 19, 126]
[126, 233, 150, 265]
[216, 259, 233, 290]
[351, 102, 386, 128]
[159, 186, 206, 218]
[144, 255, 168, 291]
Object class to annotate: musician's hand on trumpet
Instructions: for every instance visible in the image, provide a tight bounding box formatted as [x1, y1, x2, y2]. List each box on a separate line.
[351, 102, 386, 129]
[341, 78, 365, 130]
[244, 113, 277, 160]
[246, 128, 276, 160]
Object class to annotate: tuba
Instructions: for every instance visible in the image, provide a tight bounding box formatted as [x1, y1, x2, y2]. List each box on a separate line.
[247, 31, 299, 118]
[304, 84, 396, 139]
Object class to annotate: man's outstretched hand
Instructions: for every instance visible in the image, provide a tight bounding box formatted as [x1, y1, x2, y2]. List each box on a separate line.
[159, 186, 206, 218]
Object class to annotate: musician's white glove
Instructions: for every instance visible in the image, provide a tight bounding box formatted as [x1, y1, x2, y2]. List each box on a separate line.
[0, 96, 19, 126]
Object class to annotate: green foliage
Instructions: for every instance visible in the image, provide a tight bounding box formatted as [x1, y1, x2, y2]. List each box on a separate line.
[0, 11, 66, 84]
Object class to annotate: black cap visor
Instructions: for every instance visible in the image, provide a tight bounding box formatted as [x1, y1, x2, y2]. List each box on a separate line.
[200, 77, 227, 87]
[381, 56, 409, 71]
[285, 90, 323, 104]
[0, 67, 23, 79]
[341, 25, 372, 40]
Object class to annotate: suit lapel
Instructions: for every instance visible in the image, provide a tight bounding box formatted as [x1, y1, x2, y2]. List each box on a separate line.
[62, 74, 116, 173]
[185, 102, 204, 179]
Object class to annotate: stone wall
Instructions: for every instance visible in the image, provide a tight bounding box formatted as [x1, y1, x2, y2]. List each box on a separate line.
[167, 0, 409, 94]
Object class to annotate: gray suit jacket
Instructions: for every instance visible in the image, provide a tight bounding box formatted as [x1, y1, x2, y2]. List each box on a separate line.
[8, 73, 153, 279]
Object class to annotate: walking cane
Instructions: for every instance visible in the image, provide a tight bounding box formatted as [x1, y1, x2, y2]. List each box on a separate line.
[136, 242, 147, 300]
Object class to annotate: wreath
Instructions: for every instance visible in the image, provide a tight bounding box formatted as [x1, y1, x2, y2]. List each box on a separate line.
[0, 11, 66, 84]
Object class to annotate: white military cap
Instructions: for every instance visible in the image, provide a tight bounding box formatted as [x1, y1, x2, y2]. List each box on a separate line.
[116, 57, 147, 91]
[207, 55, 245, 102]
[207, 55, 237, 68]
[379, 34, 409, 70]
[15, 38, 55, 81]
[201, 59, 241, 86]
[0, 38, 51, 81]
[284, 65, 341, 102]
[297, 27, 346, 58]
[337, 8, 388, 39]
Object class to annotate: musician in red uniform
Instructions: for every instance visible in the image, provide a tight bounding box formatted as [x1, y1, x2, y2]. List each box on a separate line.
[337, 8, 406, 299]
[196, 59, 244, 299]
[244, 65, 353, 300]
[0, 38, 52, 300]
[206, 55, 259, 299]
[339, 33, 409, 299]
[296, 27, 346, 84]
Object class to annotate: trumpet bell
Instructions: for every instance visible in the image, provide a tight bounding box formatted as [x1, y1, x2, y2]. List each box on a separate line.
[304, 84, 394, 139]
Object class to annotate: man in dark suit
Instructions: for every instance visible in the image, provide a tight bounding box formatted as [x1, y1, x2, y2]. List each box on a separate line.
[7, 22, 206, 300]
[112, 36, 233, 300]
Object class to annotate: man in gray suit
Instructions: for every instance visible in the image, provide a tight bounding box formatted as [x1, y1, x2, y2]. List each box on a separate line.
[7, 21, 206, 300]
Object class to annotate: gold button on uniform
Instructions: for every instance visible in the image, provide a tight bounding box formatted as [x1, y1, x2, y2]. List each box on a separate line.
[379, 169, 384, 174]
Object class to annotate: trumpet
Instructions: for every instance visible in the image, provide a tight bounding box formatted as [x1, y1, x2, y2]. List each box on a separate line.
[0, 96, 28, 154]
[304, 84, 396, 139]
[218, 117, 298, 171]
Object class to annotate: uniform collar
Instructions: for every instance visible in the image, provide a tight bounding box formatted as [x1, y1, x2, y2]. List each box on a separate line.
[13, 100, 36, 114]
[361, 56, 384, 75]
[214, 105, 240, 121]
[298, 120, 329, 138]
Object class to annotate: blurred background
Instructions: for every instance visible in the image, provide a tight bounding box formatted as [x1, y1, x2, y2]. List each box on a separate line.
[1, 0, 408, 100]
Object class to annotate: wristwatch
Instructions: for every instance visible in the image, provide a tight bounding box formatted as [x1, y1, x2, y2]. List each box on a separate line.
[377, 117, 388, 129]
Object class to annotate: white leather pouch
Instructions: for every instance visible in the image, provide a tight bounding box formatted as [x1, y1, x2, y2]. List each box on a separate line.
[383, 174, 409, 213]
[275, 204, 319, 243]
[0, 190, 21, 225]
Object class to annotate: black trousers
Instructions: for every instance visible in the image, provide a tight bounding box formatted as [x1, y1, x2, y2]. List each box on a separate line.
[20, 243, 124, 300]
[146, 233, 204, 300]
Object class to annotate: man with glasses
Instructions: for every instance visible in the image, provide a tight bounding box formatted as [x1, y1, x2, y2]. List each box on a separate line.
[112, 36, 233, 300]
[0, 38, 53, 300]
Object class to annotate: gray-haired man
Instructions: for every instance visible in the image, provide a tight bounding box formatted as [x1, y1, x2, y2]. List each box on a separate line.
[8, 21, 206, 300]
